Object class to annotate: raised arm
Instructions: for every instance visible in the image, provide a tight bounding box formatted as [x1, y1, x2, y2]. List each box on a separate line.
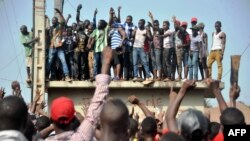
[70, 47, 112, 141]
[229, 82, 240, 108]
[117, 6, 122, 23]
[206, 79, 228, 113]
[65, 14, 71, 26]
[166, 80, 195, 133]
[118, 26, 126, 47]
[76, 4, 82, 23]
[55, 8, 65, 23]
[109, 7, 115, 26]
[148, 11, 154, 26]
[30, 89, 42, 114]
[93, 8, 98, 29]
[128, 95, 154, 118]
[0, 87, 5, 100]
[146, 25, 153, 41]
[162, 85, 177, 129]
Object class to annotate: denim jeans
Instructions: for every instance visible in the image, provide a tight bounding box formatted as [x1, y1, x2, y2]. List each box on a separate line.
[133, 48, 151, 78]
[183, 48, 189, 67]
[94, 52, 102, 77]
[188, 51, 199, 80]
[154, 48, 162, 71]
[46, 48, 69, 77]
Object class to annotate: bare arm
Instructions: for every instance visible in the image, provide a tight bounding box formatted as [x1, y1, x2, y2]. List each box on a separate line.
[0, 87, 5, 100]
[76, 4, 82, 23]
[118, 27, 126, 47]
[159, 31, 172, 38]
[163, 86, 177, 129]
[117, 6, 121, 23]
[23, 37, 39, 46]
[206, 79, 228, 113]
[221, 32, 226, 55]
[30, 89, 42, 114]
[128, 95, 154, 118]
[146, 26, 153, 41]
[93, 8, 98, 29]
[148, 11, 154, 27]
[55, 8, 65, 23]
[166, 80, 195, 132]
[36, 125, 54, 139]
[229, 82, 240, 108]
[65, 14, 71, 26]
[109, 8, 114, 26]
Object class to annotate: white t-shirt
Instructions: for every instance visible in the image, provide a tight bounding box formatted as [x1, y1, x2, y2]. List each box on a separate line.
[133, 29, 146, 48]
[190, 35, 202, 51]
[163, 29, 174, 48]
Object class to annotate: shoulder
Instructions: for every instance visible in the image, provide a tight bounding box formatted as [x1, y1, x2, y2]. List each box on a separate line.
[220, 31, 226, 37]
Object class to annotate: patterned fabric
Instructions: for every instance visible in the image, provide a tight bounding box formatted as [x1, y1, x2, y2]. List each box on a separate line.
[110, 28, 122, 49]
[90, 26, 109, 52]
[46, 74, 111, 141]
[123, 22, 136, 46]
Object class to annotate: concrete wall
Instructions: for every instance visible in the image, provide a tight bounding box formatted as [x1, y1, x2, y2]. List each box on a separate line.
[47, 81, 224, 121]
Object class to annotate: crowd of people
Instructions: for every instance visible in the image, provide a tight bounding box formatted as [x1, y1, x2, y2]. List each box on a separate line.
[0, 47, 244, 141]
[9, 4, 245, 141]
[20, 5, 226, 84]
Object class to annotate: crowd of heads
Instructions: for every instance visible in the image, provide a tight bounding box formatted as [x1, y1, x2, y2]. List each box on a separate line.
[12, 3, 245, 141]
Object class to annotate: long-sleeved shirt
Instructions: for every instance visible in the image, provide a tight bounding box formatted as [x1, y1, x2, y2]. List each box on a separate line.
[46, 74, 111, 141]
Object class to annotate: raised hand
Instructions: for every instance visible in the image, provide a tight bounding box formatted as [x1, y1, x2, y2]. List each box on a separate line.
[128, 95, 140, 105]
[206, 78, 220, 93]
[68, 14, 72, 18]
[0, 87, 5, 99]
[182, 79, 196, 90]
[94, 8, 98, 16]
[77, 4, 82, 12]
[172, 16, 177, 22]
[230, 82, 240, 100]
[34, 89, 42, 102]
[118, 6, 122, 12]
[38, 101, 46, 110]
[148, 11, 153, 18]
[54, 8, 61, 14]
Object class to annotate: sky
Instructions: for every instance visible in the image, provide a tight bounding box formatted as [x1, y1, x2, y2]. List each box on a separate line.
[0, 0, 250, 106]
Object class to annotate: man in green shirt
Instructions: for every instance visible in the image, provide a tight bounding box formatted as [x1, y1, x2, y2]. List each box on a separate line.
[20, 25, 39, 83]
[88, 20, 109, 76]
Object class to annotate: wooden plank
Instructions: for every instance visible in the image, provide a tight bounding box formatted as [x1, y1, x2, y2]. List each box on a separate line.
[230, 55, 241, 85]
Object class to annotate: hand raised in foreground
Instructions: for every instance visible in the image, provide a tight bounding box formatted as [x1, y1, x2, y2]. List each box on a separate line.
[230, 82, 240, 100]
[0, 87, 5, 99]
[128, 95, 140, 105]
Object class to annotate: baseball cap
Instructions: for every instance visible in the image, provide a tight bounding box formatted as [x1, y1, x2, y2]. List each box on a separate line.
[175, 20, 181, 26]
[51, 97, 75, 124]
[190, 25, 200, 31]
[198, 22, 205, 29]
[177, 108, 208, 138]
[191, 17, 198, 23]
[181, 22, 188, 27]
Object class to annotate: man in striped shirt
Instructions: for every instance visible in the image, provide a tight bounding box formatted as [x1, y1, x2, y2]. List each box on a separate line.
[108, 8, 126, 80]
